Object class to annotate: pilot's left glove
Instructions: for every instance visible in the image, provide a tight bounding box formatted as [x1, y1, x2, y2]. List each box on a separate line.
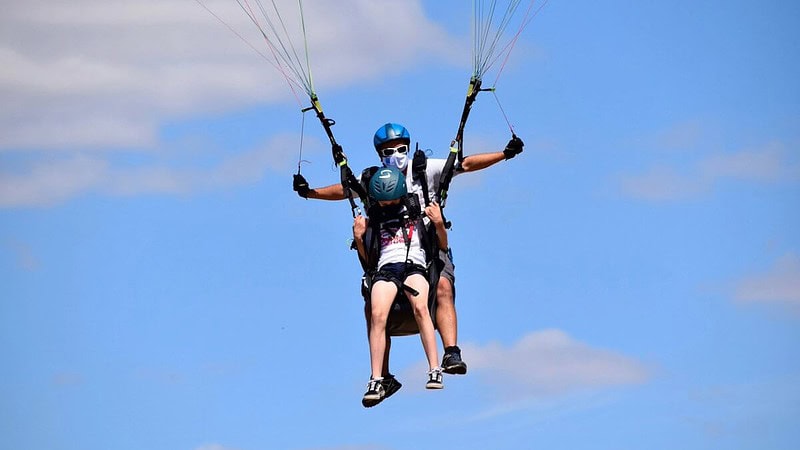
[503, 135, 524, 160]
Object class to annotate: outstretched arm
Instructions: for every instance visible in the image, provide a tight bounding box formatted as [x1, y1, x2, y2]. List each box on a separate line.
[306, 183, 346, 200]
[293, 174, 347, 200]
[460, 151, 505, 172]
[459, 135, 524, 172]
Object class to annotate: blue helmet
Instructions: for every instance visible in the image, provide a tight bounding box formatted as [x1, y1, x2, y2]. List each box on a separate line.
[369, 167, 407, 201]
[373, 123, 410, 149]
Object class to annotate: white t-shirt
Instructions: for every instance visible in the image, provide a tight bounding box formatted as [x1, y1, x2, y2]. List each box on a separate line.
[405, 158, 451, 206]
[362, 157, 459, 270]
[375, 217, 426, 270]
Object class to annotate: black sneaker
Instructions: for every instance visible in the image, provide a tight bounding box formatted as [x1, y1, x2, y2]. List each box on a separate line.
[426, 367, 444, 389]
[362, 378, 386, 408]
[381, 374, 402, 399]
[442, 350, 468, 375]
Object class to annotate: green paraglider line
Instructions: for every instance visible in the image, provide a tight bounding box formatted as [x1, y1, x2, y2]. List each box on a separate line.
[437, 0, 547, 218]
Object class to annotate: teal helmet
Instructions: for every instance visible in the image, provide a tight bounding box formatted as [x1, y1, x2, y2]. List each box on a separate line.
[373, 123, 410, 149]
[369, 167, 407, 201]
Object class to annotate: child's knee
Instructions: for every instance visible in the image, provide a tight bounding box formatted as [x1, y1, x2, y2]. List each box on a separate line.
[370, 311, 388, 327]
[411, 301, 430, 319]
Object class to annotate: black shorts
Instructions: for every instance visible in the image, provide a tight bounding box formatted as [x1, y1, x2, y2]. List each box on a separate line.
[372, 262, 427, 285]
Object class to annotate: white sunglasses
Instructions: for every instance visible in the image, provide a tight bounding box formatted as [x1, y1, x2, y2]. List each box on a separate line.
[378, 144, 409, 158]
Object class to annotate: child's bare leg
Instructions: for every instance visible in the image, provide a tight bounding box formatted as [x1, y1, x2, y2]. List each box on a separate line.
[368, 280, 397, 379]
[363, 303, 393, 376]
[404, 274, 439, 370]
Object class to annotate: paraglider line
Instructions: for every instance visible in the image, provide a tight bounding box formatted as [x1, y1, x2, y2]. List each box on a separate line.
[491, 89, 515, 135]
[492, 0, 549, 86]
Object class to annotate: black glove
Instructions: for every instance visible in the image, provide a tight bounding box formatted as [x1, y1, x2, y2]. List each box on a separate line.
[293, 173, 310, 198]
[503, 135, 524, 160]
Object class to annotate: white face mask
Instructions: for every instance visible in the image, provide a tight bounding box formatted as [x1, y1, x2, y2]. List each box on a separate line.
[382, 152, 409, 171]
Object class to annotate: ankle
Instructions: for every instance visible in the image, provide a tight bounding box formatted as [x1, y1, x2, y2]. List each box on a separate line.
[445, 345, 461, 355]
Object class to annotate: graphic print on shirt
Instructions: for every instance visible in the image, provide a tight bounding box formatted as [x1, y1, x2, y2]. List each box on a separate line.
[375, 217, 426, 270]
[380, 220, 415, 250]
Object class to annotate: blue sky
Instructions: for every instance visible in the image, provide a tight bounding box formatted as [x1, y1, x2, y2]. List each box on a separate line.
[1, 1, 799, 449]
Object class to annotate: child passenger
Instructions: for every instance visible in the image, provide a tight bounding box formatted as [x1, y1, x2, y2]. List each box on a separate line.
[352, 167, 449, 406]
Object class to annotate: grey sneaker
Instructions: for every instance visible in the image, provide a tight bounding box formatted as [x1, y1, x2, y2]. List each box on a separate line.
[362, 378, 386, 408]
[442, 350, 468, 375]
[426, 367, 444, 389]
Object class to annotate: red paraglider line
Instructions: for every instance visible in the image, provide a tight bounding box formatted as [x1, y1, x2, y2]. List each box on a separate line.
[492, 0, 549, 86]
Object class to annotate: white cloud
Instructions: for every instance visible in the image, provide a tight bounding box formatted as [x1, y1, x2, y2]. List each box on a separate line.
[0, 111, 158, 150]
[0, 0, 461, 152]
[464, 329, 649, 396]
[735, 253, 800, 308]
[400, 329, 649, 398]
[0, 133, 305, 206]
[0, 155, 110, 206]
[0, 0, 466, 207]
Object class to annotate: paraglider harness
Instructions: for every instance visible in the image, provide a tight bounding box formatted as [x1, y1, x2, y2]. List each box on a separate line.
[357, 148, 443, 336]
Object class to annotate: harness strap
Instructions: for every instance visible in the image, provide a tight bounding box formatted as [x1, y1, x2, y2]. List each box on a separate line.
[371, 267, 422, 298]
[412, 147, 431, 206]
[399, 217, 413, 265]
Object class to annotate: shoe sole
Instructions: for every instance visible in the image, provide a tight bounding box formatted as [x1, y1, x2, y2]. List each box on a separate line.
[443, 363, 467, 375]
[362, 391, 386, 408]
[362, 395, 384, 408]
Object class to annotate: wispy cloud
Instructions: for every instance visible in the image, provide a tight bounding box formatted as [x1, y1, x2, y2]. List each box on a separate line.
[52, 371, 84, 387]
[619, 166, 707, 201]
[734, 253, 800, 309]
[653, 120, 706, 150]
[0, 134, 305, 207]
[0, 0, 460, 152]
[299, 446, 394, 450]
[4, 239, 41, 270]
[195, 444, 242, 450]
[700, 142, 800, 182]
[683, 375, 800, 440]
[619, 140, 800, 201]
